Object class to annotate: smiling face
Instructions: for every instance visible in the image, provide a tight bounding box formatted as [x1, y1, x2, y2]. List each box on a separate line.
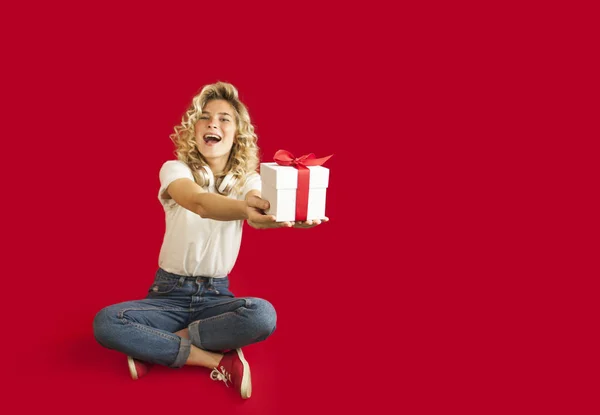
[194, 99, 237, 172]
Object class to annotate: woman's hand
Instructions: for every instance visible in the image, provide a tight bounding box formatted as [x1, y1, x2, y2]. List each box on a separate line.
[245, 192, 330, 230]
[246, 195, 293, 229]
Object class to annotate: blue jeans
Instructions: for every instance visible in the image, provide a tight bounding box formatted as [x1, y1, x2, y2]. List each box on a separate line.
[93, 268, 277, 368]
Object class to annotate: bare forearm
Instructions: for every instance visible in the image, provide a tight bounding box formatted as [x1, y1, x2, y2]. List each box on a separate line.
[193, 192, 248, 221]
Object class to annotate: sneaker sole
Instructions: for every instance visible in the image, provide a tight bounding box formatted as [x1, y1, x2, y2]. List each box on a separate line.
[236, 349, 252, 399]
[127, 356, 139, 380]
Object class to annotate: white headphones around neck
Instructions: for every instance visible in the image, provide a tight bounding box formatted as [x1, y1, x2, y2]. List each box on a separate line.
[197, 165, 237, 196]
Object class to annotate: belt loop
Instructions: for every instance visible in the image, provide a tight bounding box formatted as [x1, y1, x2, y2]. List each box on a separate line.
[206, 277, 219, 294]
[177, 277, 185, 287]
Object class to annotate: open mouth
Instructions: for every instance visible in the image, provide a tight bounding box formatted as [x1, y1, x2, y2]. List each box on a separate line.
[203, 134, 222, 143]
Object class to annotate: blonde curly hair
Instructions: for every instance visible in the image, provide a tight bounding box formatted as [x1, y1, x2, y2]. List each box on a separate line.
[169, 82, 260, 195]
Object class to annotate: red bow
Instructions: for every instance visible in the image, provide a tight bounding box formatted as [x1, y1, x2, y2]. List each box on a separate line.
[274, 149, 333, 169]
[273, 150, 333, 221]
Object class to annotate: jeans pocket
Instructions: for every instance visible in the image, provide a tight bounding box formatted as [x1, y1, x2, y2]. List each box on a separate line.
[213, 284, 235, 298]
[148, 279, 179, 295]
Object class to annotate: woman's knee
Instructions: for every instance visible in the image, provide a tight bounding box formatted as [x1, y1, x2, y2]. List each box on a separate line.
[249, 298, 277, 340]
[93, 306, 120, 347]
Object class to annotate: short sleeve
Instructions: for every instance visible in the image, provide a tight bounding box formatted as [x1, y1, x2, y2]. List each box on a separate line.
[239, 172, 262, 200]
[158, 160, 194, 209]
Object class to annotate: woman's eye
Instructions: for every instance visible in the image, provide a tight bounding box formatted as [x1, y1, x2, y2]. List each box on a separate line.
[220, 118, 230, 122]
[199, 116, 209, 120]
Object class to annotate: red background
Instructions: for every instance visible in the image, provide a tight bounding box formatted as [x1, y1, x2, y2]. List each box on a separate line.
[2, 1, 597, 414]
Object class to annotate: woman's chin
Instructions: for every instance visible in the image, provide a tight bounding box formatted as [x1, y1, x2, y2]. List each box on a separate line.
[199, 148, 230, 161]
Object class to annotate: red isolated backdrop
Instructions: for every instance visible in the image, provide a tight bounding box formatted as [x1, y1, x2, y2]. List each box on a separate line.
[1, 1, 597, 414]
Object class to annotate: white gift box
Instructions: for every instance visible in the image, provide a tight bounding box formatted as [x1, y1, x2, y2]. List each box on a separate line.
[260, 162, 330, 222]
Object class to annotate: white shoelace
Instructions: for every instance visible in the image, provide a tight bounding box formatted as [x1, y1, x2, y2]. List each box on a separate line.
[210, 366, 231, 387]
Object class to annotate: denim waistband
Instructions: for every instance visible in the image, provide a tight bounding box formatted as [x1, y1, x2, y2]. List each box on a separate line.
[156, 268, 229, 294]
[156, 268, 229, 283]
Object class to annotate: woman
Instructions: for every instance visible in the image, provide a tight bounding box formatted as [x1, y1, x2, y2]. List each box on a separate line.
[93, 82, 326, 399]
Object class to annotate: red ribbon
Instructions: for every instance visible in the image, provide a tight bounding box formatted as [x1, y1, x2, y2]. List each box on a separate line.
[273, 149, 333, 221]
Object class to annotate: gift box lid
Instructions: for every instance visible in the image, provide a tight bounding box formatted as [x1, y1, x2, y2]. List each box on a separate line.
[260, 162, 329, 190]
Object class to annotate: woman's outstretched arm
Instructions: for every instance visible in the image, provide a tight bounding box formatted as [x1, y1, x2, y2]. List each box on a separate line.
[165, 178, 247, 221]
[164, 179, 292, 228]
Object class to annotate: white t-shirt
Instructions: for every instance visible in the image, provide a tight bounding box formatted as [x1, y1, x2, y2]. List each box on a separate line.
[157, 160, 261, 277]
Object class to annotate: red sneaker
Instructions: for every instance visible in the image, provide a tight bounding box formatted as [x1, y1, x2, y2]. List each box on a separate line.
[210, 349, 252, 399]
[127, 356, 152, 380]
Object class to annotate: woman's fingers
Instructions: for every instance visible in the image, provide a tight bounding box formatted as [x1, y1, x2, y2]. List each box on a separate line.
[247, 195, 270, 211]
[292, 218, 328, 228]
[248, 216, 330, 229]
